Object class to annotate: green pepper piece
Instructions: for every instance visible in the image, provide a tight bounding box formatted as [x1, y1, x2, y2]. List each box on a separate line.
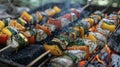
[63, 52, 78, 62]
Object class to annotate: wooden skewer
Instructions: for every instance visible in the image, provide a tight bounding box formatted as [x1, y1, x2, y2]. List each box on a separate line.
[27, 50, 50, 67]
[26, 1, 92, 66]
[38, 57, 51, 67]
[0, 45, 11, 52]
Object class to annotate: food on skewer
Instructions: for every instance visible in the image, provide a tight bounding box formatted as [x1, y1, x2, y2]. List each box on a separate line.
[0, 34, 8, 46]
[2, 26, 18, 37]
[7, 33, 28, 50]
[45, 6, 61, 17]
[97, 14, 119, 37]
[0, 32, 29, 52]
[0, 6, 82, 53]
[41, 10, 120, 67]
[0, 21, 5, 30]
[20, 6, 61, 24]
[9, 20, 25, 31]
[33, 10, 107, 62]
[1, 2, 120, 67]
[27, 4, 91, 66]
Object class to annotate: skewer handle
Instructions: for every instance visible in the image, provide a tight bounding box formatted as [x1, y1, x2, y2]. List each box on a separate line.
[0, 45, 11, 52]
[27, 50, 50, 67]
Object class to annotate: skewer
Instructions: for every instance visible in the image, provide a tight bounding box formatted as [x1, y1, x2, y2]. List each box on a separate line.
[83, 24, 120, 67]
[32, 3, 116, 67]
[0, 45, 11, 52]
[26, 0, 93, 66]
[83, 1, 117, 66]
[38, 57, 51, 67]
[0, 6, 61, 52]
[0, 1, 81, 53]
[27, 50, 50, 67]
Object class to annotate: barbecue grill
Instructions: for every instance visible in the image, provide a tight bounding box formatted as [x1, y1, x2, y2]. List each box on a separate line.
[0, 1, 120, 67]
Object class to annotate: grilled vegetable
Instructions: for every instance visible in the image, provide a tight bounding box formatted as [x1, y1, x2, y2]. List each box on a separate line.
[21, 29, 36, 44]
[0, 34, 8, 45]
[67, 28, 80, 39]
[45, 9, 56, 17]
[48, 18, 62, 29]
[35, 24, 51, 36]
[20, 11, 32, 23]
[17, 18, 27, 26]
[9, 20, 25, 31]
[36, 11, 43, 22]
[62, 14, 72, 21]
[44, 42, 63, 56]
[101, 22, 116, 32]
[45, 6, 61, 17]
[82, 33, 97, 43]
[0, 21, 5, 30]
[2, 26, 18, 37]
[53, 6, 61, 13]
[7, 33, 28, 50]
[84, 18, 94, 26]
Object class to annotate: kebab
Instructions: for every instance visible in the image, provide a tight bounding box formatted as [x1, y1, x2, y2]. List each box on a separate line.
[97, 12, 119, 37]
[20, 6, 61, 25]
[50, 38, 97, 67]
[30, 7, 120, 67]
[27, 1, 92, 66]
[16, 4, 85, 44]
[21, 6, 83, 44]
[50, 12, 120, 67]
[0, 5, 83, 53]
[0, 5, 65, 45]
[0, 6, 61, 46]
[0, 6, 61, 51]
[0, 6, 61, 31]
[82, 11, 120, 67]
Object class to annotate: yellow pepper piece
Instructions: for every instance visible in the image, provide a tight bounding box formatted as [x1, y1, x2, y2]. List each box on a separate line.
[0, 32, 3, 35]
[73, 32, 77, 39]
[53, 6, 61, 13]
[45, 9, 56, 17]
[73, 27, 80, 31]
[20, 11, 32, 22]
[9, 20, 25, 31]
[80, 27, 84, 37]
[0, 21, 5, 30]
[84, 18, 94, 26]
[36, 11, 42, 22]
[2, 28, 12, 37]
[83, 34, 97, 43]
[44, 43, 63, 56]
[101, 22, 116, 32]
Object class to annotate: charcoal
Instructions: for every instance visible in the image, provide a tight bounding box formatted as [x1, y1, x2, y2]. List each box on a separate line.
[0, 45, 45, 65]
[108, 27, 120, 54]
[0, 2, 94, 67]
[108, 54, 120, 67]
[86, 61, 106, 67]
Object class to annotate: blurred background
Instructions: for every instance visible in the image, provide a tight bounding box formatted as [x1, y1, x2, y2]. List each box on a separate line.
[0, 0, 120, 10]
